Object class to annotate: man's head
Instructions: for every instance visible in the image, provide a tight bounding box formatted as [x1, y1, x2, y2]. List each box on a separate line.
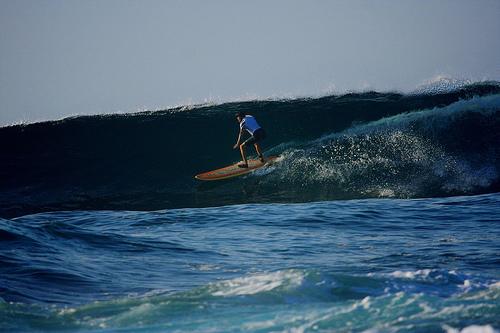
[235, 112, 245, 122]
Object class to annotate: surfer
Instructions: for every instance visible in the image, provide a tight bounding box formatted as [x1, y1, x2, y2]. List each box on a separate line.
[233, 112, 266, 168]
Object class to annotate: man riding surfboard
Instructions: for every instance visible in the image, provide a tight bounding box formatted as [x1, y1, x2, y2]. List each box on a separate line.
[233, 112, 266, 168]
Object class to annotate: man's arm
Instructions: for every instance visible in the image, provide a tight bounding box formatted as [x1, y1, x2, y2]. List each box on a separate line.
[233, 128, 243, 149]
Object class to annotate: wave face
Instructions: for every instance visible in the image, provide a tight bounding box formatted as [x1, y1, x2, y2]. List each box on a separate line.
[1, 82, 500, 217]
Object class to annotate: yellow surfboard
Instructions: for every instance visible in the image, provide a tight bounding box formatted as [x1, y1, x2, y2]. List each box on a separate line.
[195, 156, 278, 181]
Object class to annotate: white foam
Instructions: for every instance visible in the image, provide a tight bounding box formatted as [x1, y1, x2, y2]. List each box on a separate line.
[360, 296, 371, 309]
[489, 281, 500, 289]
[377, 188, 395, 198]
[443, 324, 498, 333]
[413, 75, 473, 95]
[211, 270, 304, 297]
[460, 279, 472, 290]
[58, 307, 76, 315]
[389, 269, 432, 279]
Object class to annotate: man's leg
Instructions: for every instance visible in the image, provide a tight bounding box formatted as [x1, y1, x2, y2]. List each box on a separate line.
[254, 143, 265, 163]
[238, 143, 248, 167]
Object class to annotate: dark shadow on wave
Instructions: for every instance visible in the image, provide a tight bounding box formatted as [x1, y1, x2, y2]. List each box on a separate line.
[1, 82, 499, 218]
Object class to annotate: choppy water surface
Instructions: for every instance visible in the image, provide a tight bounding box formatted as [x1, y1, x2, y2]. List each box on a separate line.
[1, 193, 499, 332]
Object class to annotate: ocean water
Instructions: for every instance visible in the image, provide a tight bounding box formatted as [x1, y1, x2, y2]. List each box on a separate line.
[1, 195, 499, 332]
[1, 82, 500, 332]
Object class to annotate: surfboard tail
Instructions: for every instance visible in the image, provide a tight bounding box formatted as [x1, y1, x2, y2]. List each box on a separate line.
[195, 156, 278, 181]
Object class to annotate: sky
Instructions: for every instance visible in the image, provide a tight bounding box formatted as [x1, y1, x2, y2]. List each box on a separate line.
[1, 0, 499, 125]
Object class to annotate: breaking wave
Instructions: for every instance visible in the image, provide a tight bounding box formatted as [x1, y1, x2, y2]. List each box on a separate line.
[1, 82, 499, 217]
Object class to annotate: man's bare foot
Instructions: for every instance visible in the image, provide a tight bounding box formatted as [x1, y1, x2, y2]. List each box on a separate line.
[238, 162, 249, 168]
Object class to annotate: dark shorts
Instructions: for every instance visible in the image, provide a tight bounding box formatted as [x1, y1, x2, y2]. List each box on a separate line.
[243, 128, 266, 146]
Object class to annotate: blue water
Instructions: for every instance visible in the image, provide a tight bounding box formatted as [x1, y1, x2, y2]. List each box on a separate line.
[1, 193, 499, 332]
[1, 83, 500, 332]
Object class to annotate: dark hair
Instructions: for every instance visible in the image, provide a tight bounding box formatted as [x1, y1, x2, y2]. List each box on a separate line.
[235, 112, 245, 118]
